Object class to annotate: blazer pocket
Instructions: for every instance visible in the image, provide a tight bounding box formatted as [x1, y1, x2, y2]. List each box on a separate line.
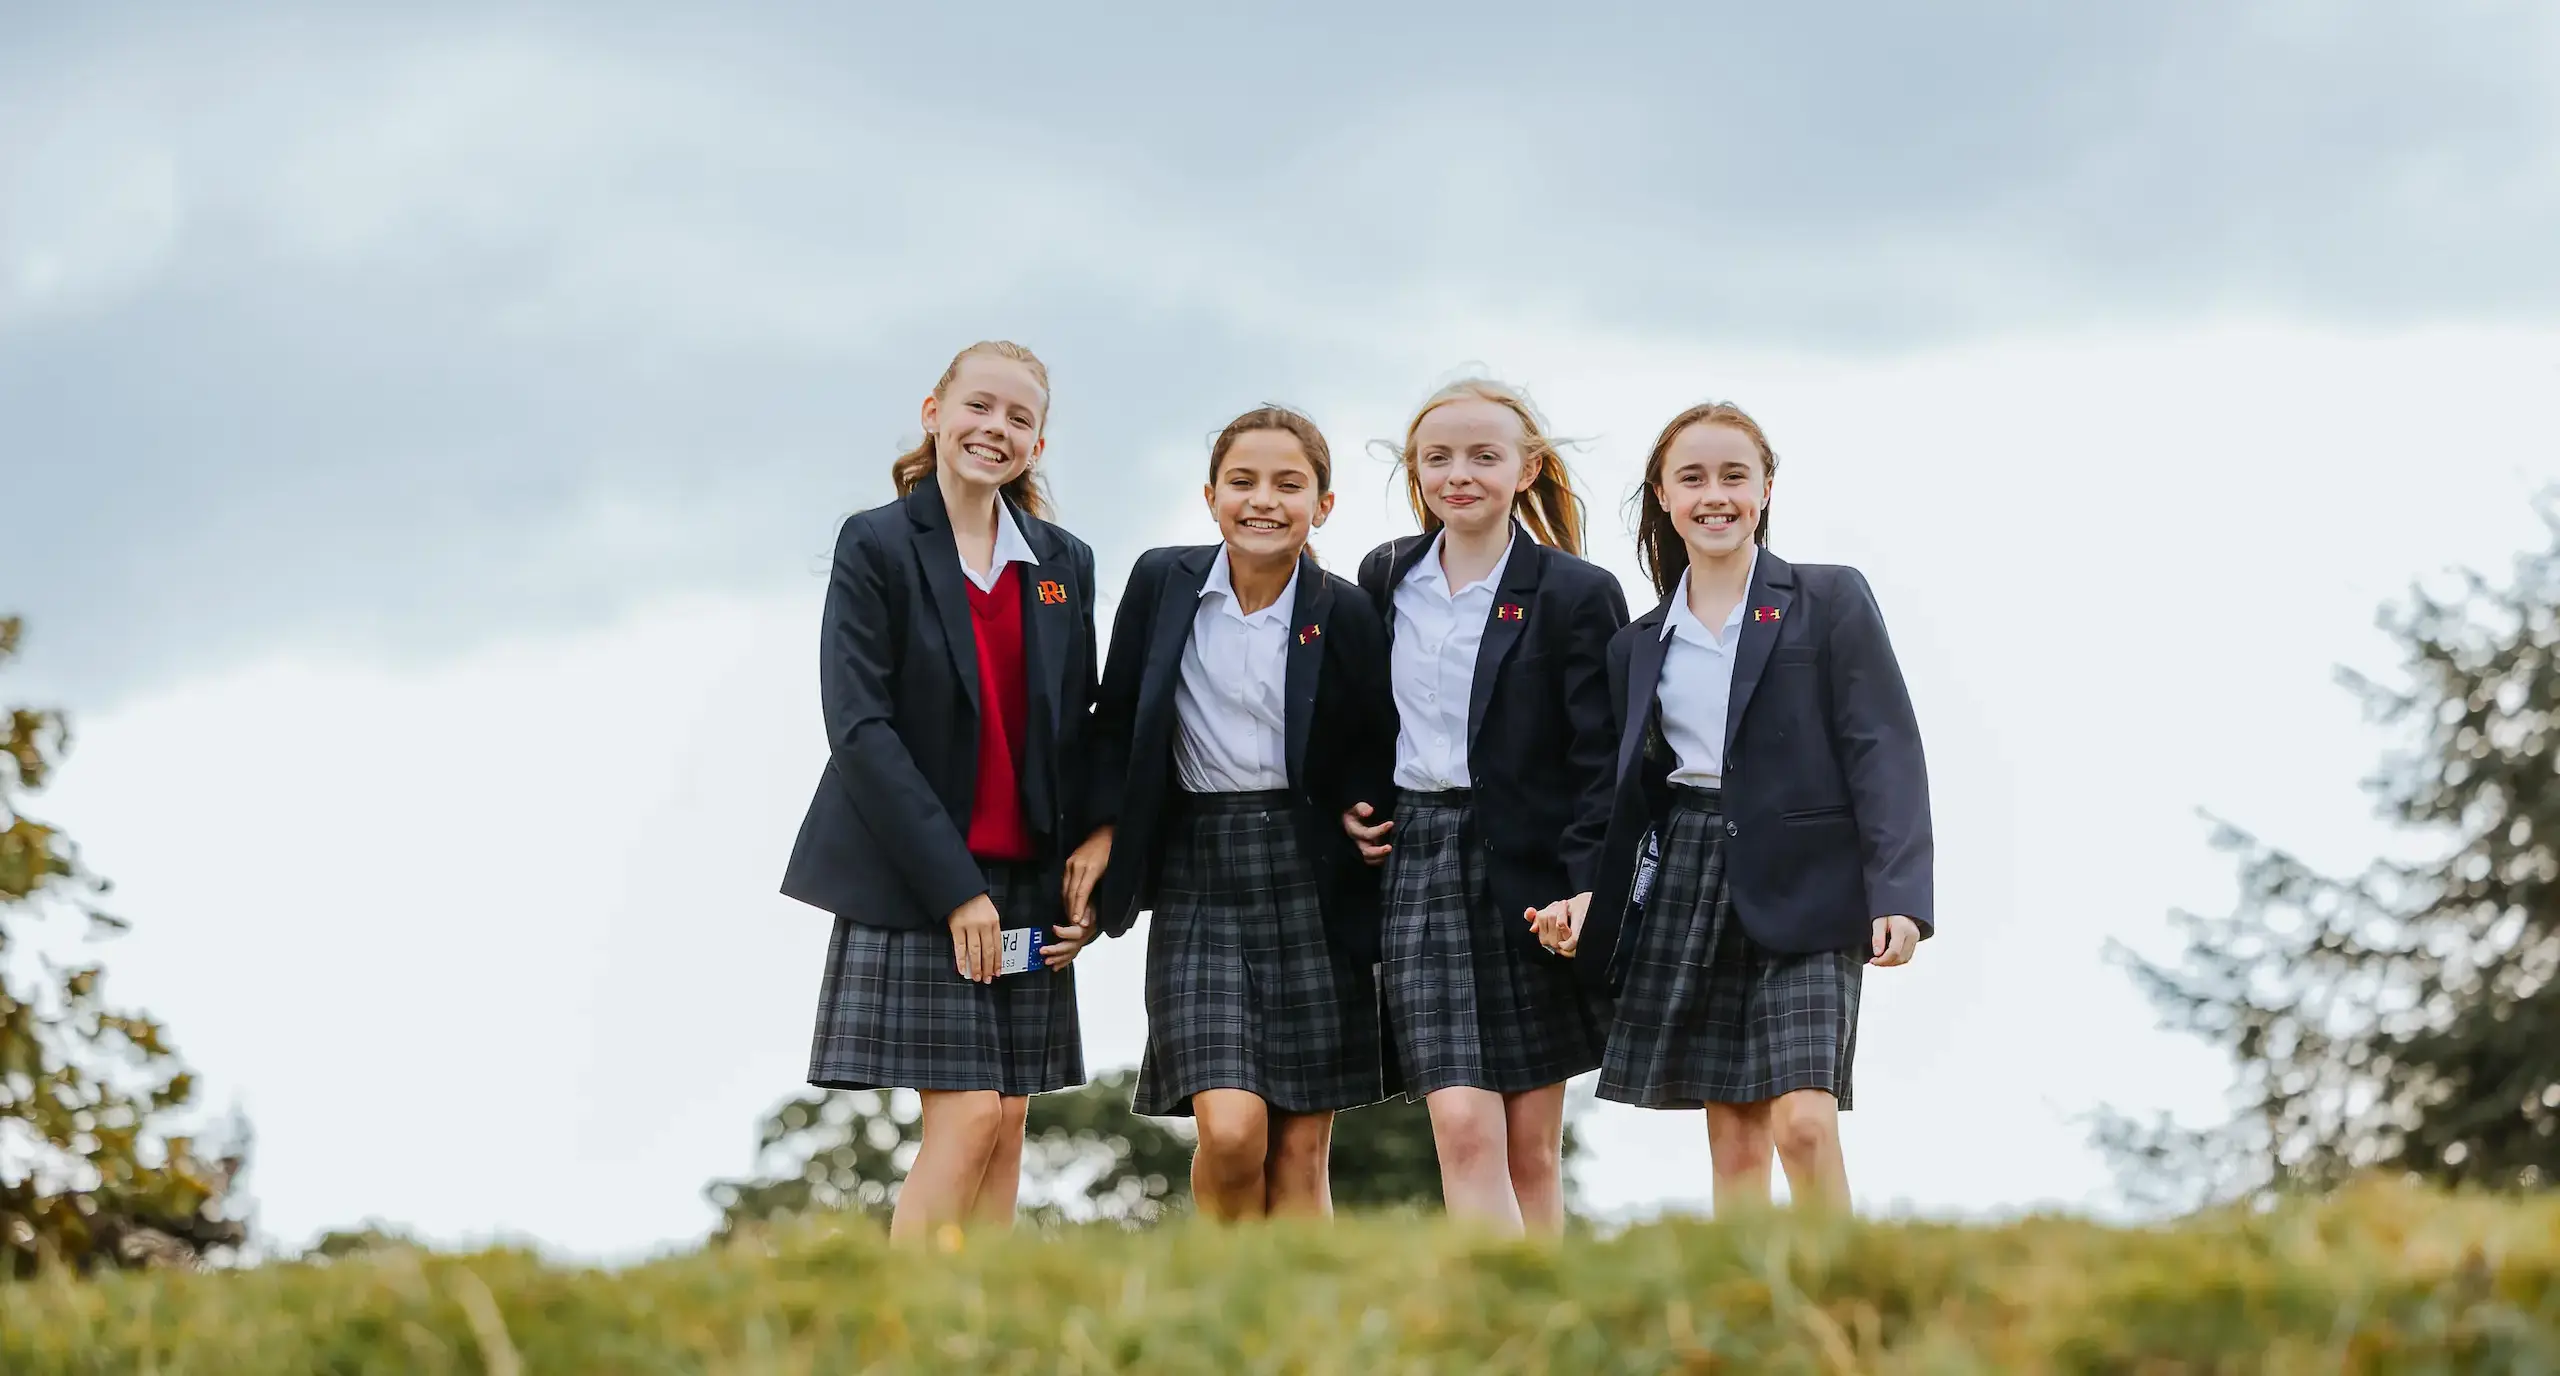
[1772, 647, 1819, 667]
[1780, 804, 1850, 823]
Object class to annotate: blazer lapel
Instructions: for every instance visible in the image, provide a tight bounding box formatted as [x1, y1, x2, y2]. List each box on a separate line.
[1139, 547, 1215, 738]
[1722, 550, 1797, 758]
[1465, 526, 1540, 762]
[1619, 601, 1673, 783]
[1015, 511, 1066, 825]
[1284, 552, 1328, 789]
[907, 484, 979, 716]
[1378, 534, 1436, 640]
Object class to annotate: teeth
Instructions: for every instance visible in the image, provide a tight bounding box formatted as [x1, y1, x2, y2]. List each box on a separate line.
[964, 443, 1003, 461]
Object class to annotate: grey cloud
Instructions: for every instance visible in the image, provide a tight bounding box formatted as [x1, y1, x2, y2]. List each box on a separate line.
[4, 3, 2553, 700]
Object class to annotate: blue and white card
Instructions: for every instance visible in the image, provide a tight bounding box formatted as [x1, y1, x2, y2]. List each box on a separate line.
[998, 927, 1046, 977]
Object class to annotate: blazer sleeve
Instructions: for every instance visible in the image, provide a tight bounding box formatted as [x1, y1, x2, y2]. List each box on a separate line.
[1085, 551, 1160, 829]
[1356, 542, 1394, 622]
[1346, 599, 1399, 818]
[1822, 568, 1935, 935]
[1558, 572, 1632, 895]
[821, 519, 986, 921]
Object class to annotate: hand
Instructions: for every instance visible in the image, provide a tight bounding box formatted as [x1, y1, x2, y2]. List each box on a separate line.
[1527, 892, 1592, 957]
[1342, 802, 1394, 865]
[947, 893, 1002, 983]
[1063, 825, 1114, 928]
[1870, 914, 1920, 967]
[1043, 911, 1097, 970]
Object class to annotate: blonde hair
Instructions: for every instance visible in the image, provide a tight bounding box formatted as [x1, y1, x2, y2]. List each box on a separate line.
[1393, 379, 1585, 556]
[1634, 402, 1778, 599]
[888, 340, 1051, 519]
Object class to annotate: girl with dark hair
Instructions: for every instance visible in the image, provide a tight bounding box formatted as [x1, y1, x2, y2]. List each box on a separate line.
[1072, 405, 1397, 1220]
[1538, 401, 1933, 1214]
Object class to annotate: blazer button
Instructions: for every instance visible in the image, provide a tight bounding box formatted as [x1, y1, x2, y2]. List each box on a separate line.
[1725, 821, 1739, 838]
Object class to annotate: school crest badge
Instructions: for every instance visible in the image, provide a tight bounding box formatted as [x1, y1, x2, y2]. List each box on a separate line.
[1752, 606, 1783, 623]
[1298, 624, 1322, 645]
[1495, 603, 1526, 622]
[1037, 579, 1068, 606]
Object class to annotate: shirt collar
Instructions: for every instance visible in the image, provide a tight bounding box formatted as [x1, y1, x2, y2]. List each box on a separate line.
[1408, 528, 1515, 598]
[959, 500, 1040, 593]
[991, 501, 1039, 570]
[1659, 547, 1759, 644]
[1202, 546, 1300, 626]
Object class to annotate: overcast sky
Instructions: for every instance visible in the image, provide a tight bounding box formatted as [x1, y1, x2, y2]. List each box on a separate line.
[8, 3, 2560, 1258]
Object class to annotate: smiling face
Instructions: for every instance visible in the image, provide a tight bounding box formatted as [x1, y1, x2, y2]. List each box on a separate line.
[1205, 428, 1333, 562]
[920, 353, 1046, 491]
[1411, 397, 1538, 540]
[1654, 420, 1770, 561]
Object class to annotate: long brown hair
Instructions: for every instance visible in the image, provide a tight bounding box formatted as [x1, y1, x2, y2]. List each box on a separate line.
[888, 340, 1052, 519]
[1634, 402, 1778, 599]
[1392, 378, 1586, 556]
[1208, 405, 1334, 493]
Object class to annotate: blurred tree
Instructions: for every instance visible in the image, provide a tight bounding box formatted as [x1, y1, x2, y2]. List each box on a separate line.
[706, 1087, 919, 1235]
[1021, 1068, 1193, 1224]
[2106, 514, 2560, 1208]
[1, 615, 244, 1274]
[711, 1065, 1590, 1232]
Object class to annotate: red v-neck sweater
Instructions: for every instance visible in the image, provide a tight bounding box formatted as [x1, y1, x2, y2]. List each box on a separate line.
[964, 564, 1035, 862]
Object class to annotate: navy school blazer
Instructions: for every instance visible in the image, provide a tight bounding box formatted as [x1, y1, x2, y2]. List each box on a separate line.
[1086, 545, 1397, 963]
[1355, 528, 1630, 957]
[779, 482, 1099, 930]
[1576, 550, 1933, 992]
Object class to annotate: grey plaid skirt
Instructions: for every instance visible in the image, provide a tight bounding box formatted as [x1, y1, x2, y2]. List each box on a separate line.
[1381, 792, 1604, 1096]
[1598, 791, 1863, 1111]
[807, 857, 1085, 1097]
[1132, 790, 1386, 1117]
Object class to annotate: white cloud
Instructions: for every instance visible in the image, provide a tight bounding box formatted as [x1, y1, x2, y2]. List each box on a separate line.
[34, 319, 2555, 1254]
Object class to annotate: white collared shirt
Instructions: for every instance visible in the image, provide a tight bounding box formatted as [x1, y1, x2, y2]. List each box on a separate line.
[959, 500, 1040, 593]
[1390, 531, 1515, 790]
[1656, 550, 1758, 787]
[1173, 548, 1297, 793]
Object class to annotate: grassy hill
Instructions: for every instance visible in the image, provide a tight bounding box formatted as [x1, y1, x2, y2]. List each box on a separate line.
[3, 1180, 2555, 1372]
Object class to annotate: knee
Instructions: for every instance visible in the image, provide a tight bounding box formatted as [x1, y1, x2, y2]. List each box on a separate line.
[1500, 1128, 1557, 1188]
[1196, 1116, 1268, 1173]
[1437, 1118, 1506, 1177]
[1707, 1115, 1772, 1178]
[1769, 1098, 1838, 1165]
[932, 1092, 1009, 1160]
[1273, 1117, 1333, 1171]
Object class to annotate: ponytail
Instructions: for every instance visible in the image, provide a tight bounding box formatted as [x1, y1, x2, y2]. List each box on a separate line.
[889, 340, 1052, 521]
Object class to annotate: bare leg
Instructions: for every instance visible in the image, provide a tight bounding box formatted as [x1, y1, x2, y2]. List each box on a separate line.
[1264, 1111, 1336, 1218]
[968, 1094, 1030, 1224]
[1191, 1089, 1272, 1221]
[890, 1090, 1004, 1244]
[1426, 1087, 1521, 1232]
[1704, 1101, 1776, 1216]
[1769, 1088, 1850, 1212]
[1501, 1083, 1570, 1236]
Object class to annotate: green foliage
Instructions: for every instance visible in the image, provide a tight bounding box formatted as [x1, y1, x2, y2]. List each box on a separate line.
[1, 615, 242, 1275]
[711, 1068, 1587, 1232]
[1022, 1069, 1195, 1224]
[3, 1181, 2555, 1370]
[2111, 512, 2560, 1207]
